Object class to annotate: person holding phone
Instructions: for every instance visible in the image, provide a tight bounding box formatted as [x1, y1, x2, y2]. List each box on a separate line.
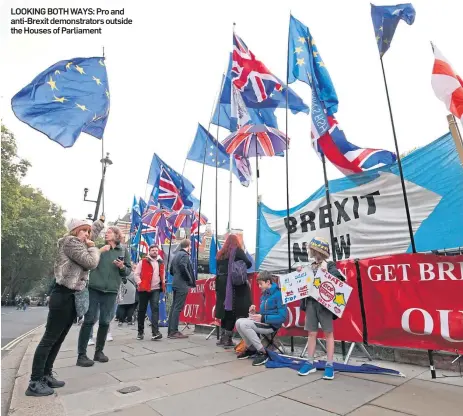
[76, 226, 131, 367]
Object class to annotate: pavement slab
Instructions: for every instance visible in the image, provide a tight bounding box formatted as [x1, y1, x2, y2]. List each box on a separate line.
[58, 372, 120, 396]
[415, 369, 463, 387]
[109, 359, 193, 382]
[220, 396, 337, 416]
[372, 378, 463, 416]
[281, 374, 394, 415]
[97, 403, 162, 415]
[347, 405, 410, 415]
[53, 358, 136, 381]
[228, 367, 322, 398]
[147, 383, 262, 416]
[179, 350, 237, 368]
[124, 349, 194, 366]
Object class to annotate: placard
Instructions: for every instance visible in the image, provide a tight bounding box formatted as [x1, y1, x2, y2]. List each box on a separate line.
[278, 266, 314, 304]
[311, 268, 353, 318]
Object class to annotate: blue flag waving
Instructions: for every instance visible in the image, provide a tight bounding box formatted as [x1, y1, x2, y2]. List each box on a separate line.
[371, 3, 416, 56]
[187, 124, 252, 187]
[12, 57, 110, 148]
[288, 15, 338, 116]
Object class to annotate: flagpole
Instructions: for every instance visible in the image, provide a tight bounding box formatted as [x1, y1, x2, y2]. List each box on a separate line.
[379, 56, 416, 253]
[447, 114, 463, 165]
[321, 154, 337, 261]
[255, 141, 260, 265]
[284, 15, 292, 273]
[215, 100, 220, 258]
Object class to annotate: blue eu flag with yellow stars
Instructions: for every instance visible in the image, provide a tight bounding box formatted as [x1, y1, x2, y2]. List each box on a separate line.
[288, 15, 338, 116]
[11, 57, 110, 148]
[371, 3, 416, 57]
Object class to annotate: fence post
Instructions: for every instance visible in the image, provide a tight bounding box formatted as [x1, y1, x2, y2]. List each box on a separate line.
[354, 258, 368, 345]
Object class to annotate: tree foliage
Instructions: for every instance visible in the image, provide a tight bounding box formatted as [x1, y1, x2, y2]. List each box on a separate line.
[1, 125, 67, 297]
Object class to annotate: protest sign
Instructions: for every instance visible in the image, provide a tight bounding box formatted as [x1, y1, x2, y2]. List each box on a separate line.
[278, 266, 314, 304]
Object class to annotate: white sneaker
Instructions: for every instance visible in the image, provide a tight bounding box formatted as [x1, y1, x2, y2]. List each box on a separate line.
[106, 333, 113, 342]
[88, 338, 95, 346]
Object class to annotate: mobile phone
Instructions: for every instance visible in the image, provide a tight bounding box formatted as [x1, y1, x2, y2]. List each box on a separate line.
[117, 256, 124, 261]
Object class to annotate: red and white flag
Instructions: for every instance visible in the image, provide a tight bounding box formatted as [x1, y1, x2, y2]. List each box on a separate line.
[431, 44, 463, 123]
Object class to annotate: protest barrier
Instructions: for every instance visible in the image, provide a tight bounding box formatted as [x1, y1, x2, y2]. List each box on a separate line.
[179, 253, 463, 354]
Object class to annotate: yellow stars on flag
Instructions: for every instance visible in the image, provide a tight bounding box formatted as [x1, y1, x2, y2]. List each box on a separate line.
[99, 59, 105, 66]
[65, 62, 73, 70]
[379, 26, 383, 31]
[313, 277, 321, 289]
[333, 292, 346, 307]
[376, 34, 381, 42]
[311, 38, 316, 46]
[46, 76, 58, 91]
[76, 103, 89, 111]
[298, 36, 306, 44]
[75, 65, 86, 75]
[92, 76, 102, 86]
[294, 46, 303, 54]
[54, 70, 60, 75]
[53, 95, 68, 103]
[383, 38, 390, 44]
[105, 89, 110, 98]
[317, 61, 326, 68]
[296, 58, 305, 66]
[313, 50, 319, 58]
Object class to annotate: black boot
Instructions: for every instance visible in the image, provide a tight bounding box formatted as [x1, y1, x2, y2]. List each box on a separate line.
[44, 372, 65, 388]
[216, 328, 226, 346]
[25, 379, 54, 397]
[94, 351, 109, 363]
[151, 329, 162, 341]
[76, 354, 94, 367]
[222, 330, 235, 349]
[137, 331, 144, 340]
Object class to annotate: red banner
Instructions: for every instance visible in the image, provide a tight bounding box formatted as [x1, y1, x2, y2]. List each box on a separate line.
[359, 254, 463, 353]
[179, 282, 206, 325]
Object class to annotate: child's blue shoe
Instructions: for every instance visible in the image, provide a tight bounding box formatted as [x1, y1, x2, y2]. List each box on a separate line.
[298, 362, 317, 376]
[323, 365, 334, 380]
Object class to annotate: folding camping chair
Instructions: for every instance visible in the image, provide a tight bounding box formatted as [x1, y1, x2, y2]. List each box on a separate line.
[261, 328, 286, 355]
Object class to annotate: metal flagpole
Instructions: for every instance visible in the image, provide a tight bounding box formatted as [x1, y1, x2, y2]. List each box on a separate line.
[228, 151, 234, 232]
[447, 114, 463, 165]
[321, 154, 337, 262]
[379, 56, 416, 253]
[255, 140, 260, 266]
[284, 15, 292, 274]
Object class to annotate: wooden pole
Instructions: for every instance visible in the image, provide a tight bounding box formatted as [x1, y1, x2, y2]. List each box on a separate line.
[447, 114, 463, 166]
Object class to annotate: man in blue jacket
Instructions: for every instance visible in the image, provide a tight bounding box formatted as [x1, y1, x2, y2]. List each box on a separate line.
[235, 271, 287, 366]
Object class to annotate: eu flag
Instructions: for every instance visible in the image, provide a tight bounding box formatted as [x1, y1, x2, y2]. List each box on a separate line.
[288, 15, 338, 116]
[371, 3, 416, 56]
[187, 124, 251, 187]
[11, 57, 110, 148]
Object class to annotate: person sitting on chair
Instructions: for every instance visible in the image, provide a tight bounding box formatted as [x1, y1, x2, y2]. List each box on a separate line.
[235, 271, 287, 366]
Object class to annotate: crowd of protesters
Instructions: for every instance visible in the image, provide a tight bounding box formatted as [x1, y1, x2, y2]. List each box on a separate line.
[25, 213, 342, 397]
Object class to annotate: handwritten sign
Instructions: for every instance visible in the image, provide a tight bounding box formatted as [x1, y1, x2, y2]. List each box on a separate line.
[278, 266, 314, 304]
[311, 268, 352, 318]
[278, 267, 352, 318]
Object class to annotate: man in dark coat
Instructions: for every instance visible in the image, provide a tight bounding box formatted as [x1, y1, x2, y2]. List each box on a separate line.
[168, 239, 195, 339]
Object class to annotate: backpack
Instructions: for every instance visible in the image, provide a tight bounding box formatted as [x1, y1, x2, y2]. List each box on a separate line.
[228, 247, 248, 286]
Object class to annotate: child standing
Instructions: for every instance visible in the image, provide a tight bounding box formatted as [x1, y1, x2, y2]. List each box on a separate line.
[298, 237, 345, 380]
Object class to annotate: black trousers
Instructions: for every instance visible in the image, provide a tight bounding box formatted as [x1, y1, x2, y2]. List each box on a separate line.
[117, 303, 137, 323]
[138, 290, 161, 334]
[220, 310, 236, 331]
[31, 284, 76, 381]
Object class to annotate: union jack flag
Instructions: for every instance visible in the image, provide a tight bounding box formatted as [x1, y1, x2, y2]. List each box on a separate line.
[232, 33, 282, 104]
[311, 93, 396, 175]
[158, 166, 185, 211]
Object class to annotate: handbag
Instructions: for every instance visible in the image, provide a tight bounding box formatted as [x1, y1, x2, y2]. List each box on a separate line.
[74, 284, 89, 317]
[228, 247, 248, 286]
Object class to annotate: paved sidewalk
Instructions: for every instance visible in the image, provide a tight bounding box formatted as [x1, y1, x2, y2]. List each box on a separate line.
[8, 323, 463, 416]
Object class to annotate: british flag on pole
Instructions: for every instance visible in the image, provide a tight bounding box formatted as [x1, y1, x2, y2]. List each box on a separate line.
[232, 32, 282, 104]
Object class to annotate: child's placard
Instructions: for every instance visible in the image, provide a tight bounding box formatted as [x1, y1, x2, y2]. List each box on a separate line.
[311, 268, 352, 318]
[278, 266, 314, 304]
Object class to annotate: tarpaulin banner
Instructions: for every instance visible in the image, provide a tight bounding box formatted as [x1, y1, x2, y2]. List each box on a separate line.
[359, 253, 463, 352]
[179, 282, 206, 325]
[257, 133, 463, 271]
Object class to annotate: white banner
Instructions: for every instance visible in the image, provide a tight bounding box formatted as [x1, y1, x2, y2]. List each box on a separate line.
[278, 266, 314, 304]
[259, 172, 442, 271]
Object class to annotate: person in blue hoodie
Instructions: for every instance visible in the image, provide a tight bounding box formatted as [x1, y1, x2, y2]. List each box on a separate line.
[235, 271, 287, 366]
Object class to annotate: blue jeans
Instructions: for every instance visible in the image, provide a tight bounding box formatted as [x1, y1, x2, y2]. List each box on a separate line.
[78, 289, 117, 355]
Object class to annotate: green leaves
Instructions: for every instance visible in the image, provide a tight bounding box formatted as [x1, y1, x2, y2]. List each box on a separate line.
[1, 125, 66, 296]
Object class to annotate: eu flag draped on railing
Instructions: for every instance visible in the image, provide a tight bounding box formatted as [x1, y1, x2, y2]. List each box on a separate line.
[288, 15, 397, 175]
[147, 154, 195, 210]
[11, 57, 110, 148]
[371, 3, 416, 56]
[187, 124, 252, 187]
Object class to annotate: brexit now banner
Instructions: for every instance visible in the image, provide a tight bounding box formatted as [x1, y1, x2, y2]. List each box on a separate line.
[257, 133, 463, 271]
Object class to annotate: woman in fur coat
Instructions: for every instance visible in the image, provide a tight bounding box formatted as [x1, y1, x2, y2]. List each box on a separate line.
[25, 218, 104, 397]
